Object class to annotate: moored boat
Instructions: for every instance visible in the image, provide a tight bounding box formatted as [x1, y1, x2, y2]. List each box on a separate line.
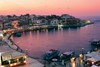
[43, 49, 60, 61]
[91, 39, 100, 46]
[13, 32, 22, 37]
[60, 51, 74, 60]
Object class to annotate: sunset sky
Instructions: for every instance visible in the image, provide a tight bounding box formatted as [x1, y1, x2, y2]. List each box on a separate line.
[0, 0, 100, 17]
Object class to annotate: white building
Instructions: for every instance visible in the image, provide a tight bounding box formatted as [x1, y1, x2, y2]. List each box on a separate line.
[50, 19, 59, 25]
[0, 50, 27, 67]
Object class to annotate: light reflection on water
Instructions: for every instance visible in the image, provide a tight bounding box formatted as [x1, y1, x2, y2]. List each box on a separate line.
[13, 22, 100, 58]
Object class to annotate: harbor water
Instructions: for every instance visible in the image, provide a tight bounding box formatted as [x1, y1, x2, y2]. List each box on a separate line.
[12, 21, 100, 58]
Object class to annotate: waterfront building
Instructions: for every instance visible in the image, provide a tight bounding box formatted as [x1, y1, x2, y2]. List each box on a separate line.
[29, 14, 37, 25]
[2, 19, 13, 29]
[0, 47, 27, 67]
[0, 14, 89, 29]
[19, 14, 31, 26]
[66, 18, 80, 25]
[11, 19, 19, 28]
[0, 20, 4, 30]
[61, 14, 72, 22]
[50, 19, 59, 25]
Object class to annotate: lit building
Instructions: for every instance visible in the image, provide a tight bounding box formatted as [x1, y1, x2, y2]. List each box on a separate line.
[11, 19, 19, 28]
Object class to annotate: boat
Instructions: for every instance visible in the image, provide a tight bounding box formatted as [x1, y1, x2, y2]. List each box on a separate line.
[43, 49, 60, 61]
[91, 39, 100, 46]
[60, 51, 74, 60]
[13, 32, 22, 37]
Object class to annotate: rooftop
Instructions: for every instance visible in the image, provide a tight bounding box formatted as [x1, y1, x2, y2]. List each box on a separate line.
[0, 45, 44, 67]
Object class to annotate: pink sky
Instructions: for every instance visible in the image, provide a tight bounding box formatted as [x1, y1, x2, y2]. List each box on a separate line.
[0, 0, 100, 17]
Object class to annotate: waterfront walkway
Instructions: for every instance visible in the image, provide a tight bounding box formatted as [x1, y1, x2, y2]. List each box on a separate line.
[1, 34, 44, 67]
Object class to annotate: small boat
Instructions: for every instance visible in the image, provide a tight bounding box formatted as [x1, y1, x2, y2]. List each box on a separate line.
[91, 39, 100, 46]
[43, 49, 60, 61]
[60, 51, 74, 60]
[13, 32, 22, 37]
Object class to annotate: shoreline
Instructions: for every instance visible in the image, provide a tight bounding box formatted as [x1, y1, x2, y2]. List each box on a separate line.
[4, 21, 93, 34]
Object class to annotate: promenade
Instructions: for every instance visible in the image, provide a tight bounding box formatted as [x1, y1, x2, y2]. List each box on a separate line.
[0, 33, 44, 67]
